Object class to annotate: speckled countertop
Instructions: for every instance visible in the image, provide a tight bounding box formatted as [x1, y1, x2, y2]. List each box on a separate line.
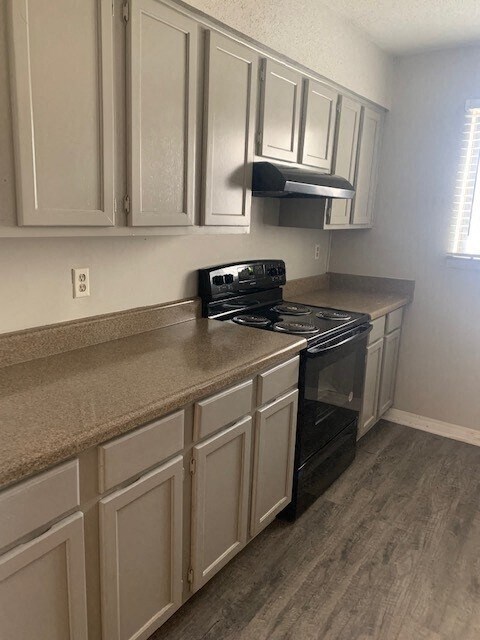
[287, 289, 410, 320]
[0, 319, 305, 489]
[283, 273, 415, 320]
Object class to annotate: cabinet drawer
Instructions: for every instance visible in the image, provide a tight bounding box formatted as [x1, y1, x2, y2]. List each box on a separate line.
[368, 316, 386, 344]
[257, 356, 300, 406]
[0, 460, 79, 551]
[386, 308, 403, 333]
[98, 411, 184, 493]
[194, 380, 253, 441]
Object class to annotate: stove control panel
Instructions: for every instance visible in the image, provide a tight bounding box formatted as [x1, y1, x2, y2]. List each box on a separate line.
[198, 260, 286, 299]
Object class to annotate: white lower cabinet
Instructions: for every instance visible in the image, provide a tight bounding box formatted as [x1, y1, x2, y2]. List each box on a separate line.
[0, 513, 88, 640]
[358, 339, 383, 438]
[1, 358, 300, 639]
[378, 329, 401, 416]
[99, 456, 183, 640]
[359, 312, 403, 438]
[190, 416, 252, 592]
[250, 389, 298, 537]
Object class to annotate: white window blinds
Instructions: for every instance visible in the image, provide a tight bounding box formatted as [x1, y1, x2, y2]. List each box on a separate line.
[450, 100, 480, 256]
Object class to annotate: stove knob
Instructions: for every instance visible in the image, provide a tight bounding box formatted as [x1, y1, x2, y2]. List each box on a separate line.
[212, 275, 224, 286]
[224, 274, 234, 284]
[278, 266, 285, 276]
[268, 267, 278, 276]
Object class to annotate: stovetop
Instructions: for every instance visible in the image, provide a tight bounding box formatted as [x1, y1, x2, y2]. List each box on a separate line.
[198, 260, 370, 347]
[203, 290, 368, 346]
[227, 299, 367, 344]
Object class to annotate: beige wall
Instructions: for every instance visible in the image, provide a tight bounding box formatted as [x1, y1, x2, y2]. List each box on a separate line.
[0, 204, 331, 333]
[330, 46, 480, 430]
[0, 0, 391, 334]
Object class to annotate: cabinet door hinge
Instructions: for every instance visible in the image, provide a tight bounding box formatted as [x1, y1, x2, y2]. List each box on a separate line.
[189, 458, 196, 475]
[260, 64, 265, 82]
[187, 567, 194, 585]
[325, 202, 332, 225]
[256, 130, 263, 149]
[123, 195, 130, 214]
[123, 1, 129, 22]
[325, 198, 333, 224]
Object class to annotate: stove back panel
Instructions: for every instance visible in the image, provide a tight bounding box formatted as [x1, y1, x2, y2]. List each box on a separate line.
[199, 260, 286, 302]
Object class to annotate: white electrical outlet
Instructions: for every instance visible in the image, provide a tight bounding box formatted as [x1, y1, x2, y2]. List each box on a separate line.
[314, 244, 321, 260]
[72, 268, 90, 298]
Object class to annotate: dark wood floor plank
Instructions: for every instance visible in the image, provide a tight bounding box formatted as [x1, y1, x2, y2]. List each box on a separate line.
[150, 422, 480, 640]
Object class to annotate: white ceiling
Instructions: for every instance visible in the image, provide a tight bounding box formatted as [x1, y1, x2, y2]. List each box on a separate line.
[321, 0, 480, 54]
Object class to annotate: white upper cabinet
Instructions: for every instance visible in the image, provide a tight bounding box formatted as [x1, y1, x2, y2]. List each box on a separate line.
[128, 0, 198, 226]
[202, 32, 258, 226]
[258, 59, 302, 162]
[299, 80, 337, 171]
[6, 0, 385, 234]
[352, 107, 383, 226]
[327, 95, 362, 227]
[8, 0, 115, 226]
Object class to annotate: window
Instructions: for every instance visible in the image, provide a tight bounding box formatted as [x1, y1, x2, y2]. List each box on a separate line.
[450, 100, 480, 257]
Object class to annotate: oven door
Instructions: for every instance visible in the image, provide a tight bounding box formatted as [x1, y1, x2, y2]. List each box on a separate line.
[298, 323, 371, 465]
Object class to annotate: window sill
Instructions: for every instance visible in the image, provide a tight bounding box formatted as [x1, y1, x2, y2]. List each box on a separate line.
[446, 254, 480, 270]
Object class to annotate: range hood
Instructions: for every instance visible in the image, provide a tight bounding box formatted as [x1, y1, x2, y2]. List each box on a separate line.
[252, 161, 355, 199]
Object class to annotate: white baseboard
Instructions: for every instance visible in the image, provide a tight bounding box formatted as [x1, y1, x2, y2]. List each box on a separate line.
[384, 409, 480, 447]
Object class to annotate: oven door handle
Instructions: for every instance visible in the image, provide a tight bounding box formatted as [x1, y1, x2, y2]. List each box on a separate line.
[306, 324, 372, 356]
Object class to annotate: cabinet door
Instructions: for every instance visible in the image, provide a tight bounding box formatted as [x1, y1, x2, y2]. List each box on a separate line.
[9, 0, 114, 226]
[352, 107, 383, 226]
[299, 80, 337, 171]
[0, 513, 88, 640]
[128, 0, 197, 226]
[100, 456, 183, 640]
[258, 59, 302, 162]
[358, 339, 383, 439]
[250, 390, 298, 537]
[202, 32, 258, 226]
[327, 96, 361, 227]
[378, 328, 401, 417]
[191, 416, 252, 591]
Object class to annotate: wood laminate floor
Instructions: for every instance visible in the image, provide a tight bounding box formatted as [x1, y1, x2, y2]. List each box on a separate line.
[150, 422, 480, 640]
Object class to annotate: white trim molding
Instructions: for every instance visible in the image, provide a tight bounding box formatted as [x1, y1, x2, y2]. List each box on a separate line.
[384, 409, 480, 448]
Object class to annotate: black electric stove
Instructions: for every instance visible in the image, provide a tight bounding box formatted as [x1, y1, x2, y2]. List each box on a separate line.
[198, 260, 371, 520]
[200, 264, 368, 342]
